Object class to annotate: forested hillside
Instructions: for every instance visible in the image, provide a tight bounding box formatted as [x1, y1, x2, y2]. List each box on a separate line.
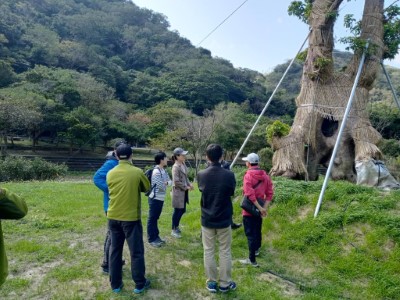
[0, 0, 399, 159]
[0, 0, 273, 154]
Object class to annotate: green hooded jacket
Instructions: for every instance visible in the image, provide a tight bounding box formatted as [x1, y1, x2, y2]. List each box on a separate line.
[0, 188, 28, 286]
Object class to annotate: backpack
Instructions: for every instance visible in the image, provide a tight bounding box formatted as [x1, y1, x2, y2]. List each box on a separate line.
[144, 166, 157, 196]
[145, 167, 154, 184]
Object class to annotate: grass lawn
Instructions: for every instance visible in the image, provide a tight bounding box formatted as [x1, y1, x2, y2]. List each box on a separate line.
[0, 176, 399, 299]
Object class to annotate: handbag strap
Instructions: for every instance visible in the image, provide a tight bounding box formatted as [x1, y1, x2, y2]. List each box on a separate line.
[253, 180, 262, 189]
[247, 168, 262, 189]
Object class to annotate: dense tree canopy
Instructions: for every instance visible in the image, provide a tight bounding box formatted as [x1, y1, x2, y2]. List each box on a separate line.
[0, 0, 398, 160]
[0, 0, 268, 112]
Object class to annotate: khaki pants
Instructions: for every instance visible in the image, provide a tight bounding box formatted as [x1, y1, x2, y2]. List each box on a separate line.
[201, 226, 232, 287]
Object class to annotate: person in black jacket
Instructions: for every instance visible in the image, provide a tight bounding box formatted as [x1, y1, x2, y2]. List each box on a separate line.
[197, 144, 237, 293]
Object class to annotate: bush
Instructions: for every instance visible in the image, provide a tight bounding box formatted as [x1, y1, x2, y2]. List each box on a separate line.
[385, 156, 400, 181]
[379, 139, 400, 158]
[266, 120, 290, 145]
[0, 156, 68, 182]
[258, 147, 274, 172]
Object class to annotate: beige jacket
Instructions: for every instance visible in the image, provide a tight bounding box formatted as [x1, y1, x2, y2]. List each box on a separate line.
[171, 162, 190, 208]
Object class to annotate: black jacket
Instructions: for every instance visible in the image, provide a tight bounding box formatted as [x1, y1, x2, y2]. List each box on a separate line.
[197, 162, 236, 228]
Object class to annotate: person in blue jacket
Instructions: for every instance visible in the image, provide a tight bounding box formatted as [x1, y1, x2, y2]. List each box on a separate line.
[93, 140, 126, 274]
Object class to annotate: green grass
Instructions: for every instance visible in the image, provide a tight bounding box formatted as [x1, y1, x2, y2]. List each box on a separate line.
[0, 176, 400, 299]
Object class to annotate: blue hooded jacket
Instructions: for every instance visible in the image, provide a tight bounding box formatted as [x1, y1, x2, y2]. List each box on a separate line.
[93, 151, 118, 212]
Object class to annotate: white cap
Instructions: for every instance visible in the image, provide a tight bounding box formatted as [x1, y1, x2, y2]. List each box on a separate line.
[242, 153, 259, 164]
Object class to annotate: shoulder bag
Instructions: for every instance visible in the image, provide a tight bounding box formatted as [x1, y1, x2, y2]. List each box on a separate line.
[240, 180, 264, 217]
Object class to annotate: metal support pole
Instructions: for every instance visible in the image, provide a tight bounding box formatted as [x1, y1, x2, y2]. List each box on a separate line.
[381, 62, 400, 110]
[314, 41, 369, 218]
[230, 31, 311, 169]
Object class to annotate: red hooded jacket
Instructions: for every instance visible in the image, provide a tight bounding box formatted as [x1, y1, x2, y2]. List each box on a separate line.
[242, 166, 274, 217]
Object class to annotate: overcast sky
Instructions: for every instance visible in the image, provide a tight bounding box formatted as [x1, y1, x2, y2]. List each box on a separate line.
[132, 0, 400, 73]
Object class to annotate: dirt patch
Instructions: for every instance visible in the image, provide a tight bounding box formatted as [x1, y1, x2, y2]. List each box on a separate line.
[259, 271, 302, 297]
[9, 260, 64, 298]
[178, 260, 192, 267]
[383, 239, 396, 252]
[341, 223, 371, 251]
[298, 206, 313, 221]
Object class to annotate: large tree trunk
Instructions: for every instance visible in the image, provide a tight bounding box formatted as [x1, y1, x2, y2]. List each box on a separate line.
[271, 0, 384, 181]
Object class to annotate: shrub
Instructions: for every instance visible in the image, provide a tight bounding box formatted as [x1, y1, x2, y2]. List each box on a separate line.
[266, 120, 290, 145]
[379, 139, 400, 157]
[0, 156, 67, 182]
[258, 147, 274, 172]
[385, 156, 400, 181]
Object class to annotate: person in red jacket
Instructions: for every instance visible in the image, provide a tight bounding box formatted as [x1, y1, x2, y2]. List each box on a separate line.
[239, 153, 273, 267]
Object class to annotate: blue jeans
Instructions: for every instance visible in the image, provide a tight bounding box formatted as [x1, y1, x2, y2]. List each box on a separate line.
[147, 198, 164, 242]
[108, 219, 146, 290]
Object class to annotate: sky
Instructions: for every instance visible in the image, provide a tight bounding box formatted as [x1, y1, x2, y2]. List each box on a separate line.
[131, 0, 400, 74]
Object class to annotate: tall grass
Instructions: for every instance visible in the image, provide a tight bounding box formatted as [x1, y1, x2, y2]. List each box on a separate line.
[0, 177, 399, 299]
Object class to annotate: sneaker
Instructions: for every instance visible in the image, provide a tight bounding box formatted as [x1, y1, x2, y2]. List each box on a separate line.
[231, 223, 242, 230]
[149, 241, 162, 248]
[206, 281, 218, 293]
[133, 279, 151, 294]
[102, 266, 109, 274]
[155, 237, 166, 244]
[255, 249, 260, 257]
[175, 227, 182, 234]
[112, 283, 124, 293]
[239, 258, 259, 267]
[219, 281, 237, 293]
[171, 229, 181, 238]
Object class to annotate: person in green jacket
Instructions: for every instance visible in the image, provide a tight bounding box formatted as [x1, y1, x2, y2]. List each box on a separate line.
[106, 144, 151, 294]
[0, 188, 28, 286]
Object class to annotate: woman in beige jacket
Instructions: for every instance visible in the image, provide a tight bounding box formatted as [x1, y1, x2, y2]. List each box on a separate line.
[171, 147, 193, 238]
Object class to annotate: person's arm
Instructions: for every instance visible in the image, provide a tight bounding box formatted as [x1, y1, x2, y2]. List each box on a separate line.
[263, 175, 274, 213]
[196, 173, 201, 192]
[93, 161, 113, 192]
[0, 188, 28, 219]
[264, 175, 274, 203]
[228, 172, 236, 196]
[184, 165, 194, 190]
[139, 171, 151, 193]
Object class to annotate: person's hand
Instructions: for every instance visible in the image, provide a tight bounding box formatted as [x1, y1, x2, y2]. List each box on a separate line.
[260, 207, 267, 218]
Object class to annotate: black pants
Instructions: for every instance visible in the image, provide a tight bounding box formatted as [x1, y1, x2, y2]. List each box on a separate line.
[147, 198, 164, 242]
[243, 216, 263, 263]
[172, 194, 187, 230]
[102, 224, 111, 268]
[109, 219, 146, 290]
